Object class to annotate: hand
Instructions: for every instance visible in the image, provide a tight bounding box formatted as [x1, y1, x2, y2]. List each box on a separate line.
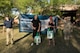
[33, 27, 36, 30]
[49, 26, 51, 28]
[37, 29, 40, 32]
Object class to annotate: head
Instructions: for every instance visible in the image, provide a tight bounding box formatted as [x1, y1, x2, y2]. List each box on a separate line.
[65, 16, 70, 21]
[66, 16, 71, 21]
[49, 16, 53, 22]
[5, 15, 9, 21]
[34, 15, 38, 20]
[64, 17, 67, 20]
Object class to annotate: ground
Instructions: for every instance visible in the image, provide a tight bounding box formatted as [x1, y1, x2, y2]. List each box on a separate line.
[0, 26, 80, 53]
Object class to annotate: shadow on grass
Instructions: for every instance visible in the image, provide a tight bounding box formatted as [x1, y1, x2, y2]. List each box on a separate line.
[1, 28, 80, 53]
[72, 27, 80, 44]
[14, 32, 32, 44]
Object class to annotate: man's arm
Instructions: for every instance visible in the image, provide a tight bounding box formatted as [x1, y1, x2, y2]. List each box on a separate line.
[3, 26, 6, 34]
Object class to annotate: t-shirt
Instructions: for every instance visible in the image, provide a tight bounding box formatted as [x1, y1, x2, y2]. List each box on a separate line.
[48, 22, 54, 30]
[4, 18, 14, 28]
[31, 19, 41, 30]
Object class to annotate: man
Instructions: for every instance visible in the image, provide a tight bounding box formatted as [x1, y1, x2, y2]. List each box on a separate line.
[3, 15, 19, 46]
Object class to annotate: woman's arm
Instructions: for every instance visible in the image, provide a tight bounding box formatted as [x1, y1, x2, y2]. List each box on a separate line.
[13, 15, 19, 24]
[37, 23, 41, 32]
[31, 23, 36, 30]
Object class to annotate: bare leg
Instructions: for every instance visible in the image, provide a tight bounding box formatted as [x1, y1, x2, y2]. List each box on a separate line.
[52, 39, 55, 46]
[49, 40, 51, 45]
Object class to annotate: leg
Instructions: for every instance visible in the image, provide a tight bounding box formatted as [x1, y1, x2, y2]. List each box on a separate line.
[31, 30, 37, 46]
[52, 31, 55, 46]
[67, 31, 71, 40]
[6, 28, 10, 45]
[47, 31, 51, 45]
[64, 31, 67, 40]
[10, 29, 14, 44]
[33, 30, 37, 39]
[49, 39, 51, 45]
[52, 38, 55, 46]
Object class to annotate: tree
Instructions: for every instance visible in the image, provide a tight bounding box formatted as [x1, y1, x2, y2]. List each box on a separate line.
[0, 0, 12, 15]
[12, 0, 34, 13]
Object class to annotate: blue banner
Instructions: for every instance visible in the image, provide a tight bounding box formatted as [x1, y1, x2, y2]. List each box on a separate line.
[19, 14, 58, 34]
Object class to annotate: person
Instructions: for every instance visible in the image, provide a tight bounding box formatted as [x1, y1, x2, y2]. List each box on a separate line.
[53, 16, 58, 33]
[47, 16, 55, 46]
[57, 15, 73, 40]
[3, 15, 19, 46]
[31, 15, 41, 46]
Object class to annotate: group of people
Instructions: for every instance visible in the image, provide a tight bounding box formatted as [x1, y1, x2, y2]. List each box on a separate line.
[2, 14, 73, 46]
[31, 15, 73, 46]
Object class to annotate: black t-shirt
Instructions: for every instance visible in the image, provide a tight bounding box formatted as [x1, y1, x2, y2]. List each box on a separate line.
[48, 22, 54, 30]
[31, 19, 41, 30]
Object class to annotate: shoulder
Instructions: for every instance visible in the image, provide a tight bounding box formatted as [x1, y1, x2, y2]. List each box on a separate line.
[48, 21, 50, 24]
[38, 20, 41, 23]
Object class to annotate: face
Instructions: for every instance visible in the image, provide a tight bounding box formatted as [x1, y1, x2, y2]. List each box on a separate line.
[5, 17, 9, 21]
[50, 18, 53, 23]
[64, 17, 67, 20]
[34, 15, 38, 20]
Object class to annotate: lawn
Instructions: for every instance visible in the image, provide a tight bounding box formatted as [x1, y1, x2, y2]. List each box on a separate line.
[0, 26, 80, 53]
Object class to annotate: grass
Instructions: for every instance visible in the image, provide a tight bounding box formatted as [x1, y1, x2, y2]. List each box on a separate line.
[0, 26, 80, 53]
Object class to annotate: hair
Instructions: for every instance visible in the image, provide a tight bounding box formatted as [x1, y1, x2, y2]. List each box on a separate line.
[3, 15, 10, 20]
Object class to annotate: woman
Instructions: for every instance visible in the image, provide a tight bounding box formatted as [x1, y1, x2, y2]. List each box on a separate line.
[31, 15, 41, 46]
[47, 16, 55, 46]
